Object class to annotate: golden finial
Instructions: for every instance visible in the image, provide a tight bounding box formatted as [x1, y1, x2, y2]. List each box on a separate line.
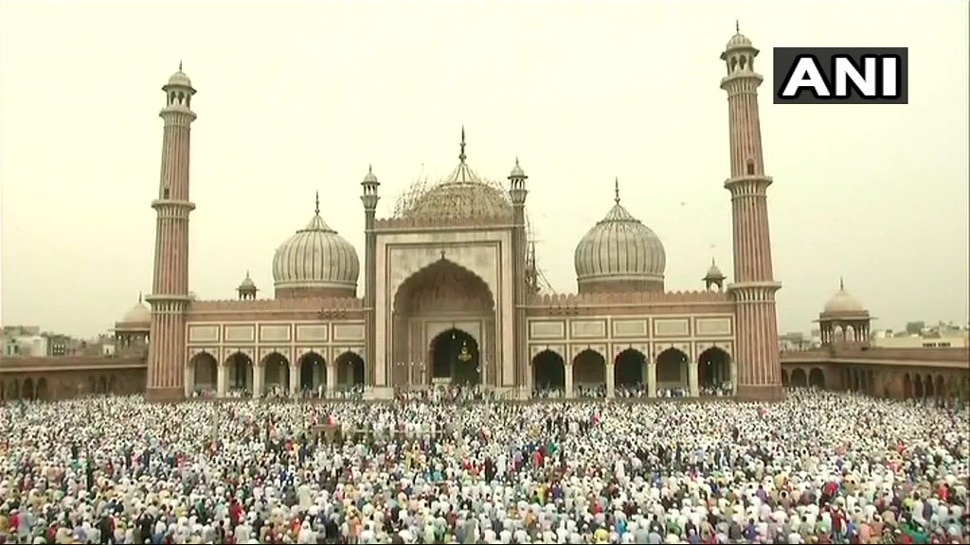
[840, 276, 845, 291]
[314, 191, 320, 215]
[735, 20, 740, 33]
[179, 60, 183, 71]
[614, 177, 621, 204]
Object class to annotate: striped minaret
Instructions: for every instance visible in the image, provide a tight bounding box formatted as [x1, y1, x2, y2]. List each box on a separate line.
[720, 29, 784, 402]
[145, 65, 197, 402]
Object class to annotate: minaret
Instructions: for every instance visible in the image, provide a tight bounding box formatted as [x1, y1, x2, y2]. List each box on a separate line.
[719, 27, 784, 401]
[508, 156, 528, 394]
[361, 164, 380, 388]
[145, 65, 197, 402]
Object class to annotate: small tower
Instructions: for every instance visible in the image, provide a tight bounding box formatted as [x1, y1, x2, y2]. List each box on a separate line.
[525, 241, 540, 295]
[508, 156, 529, 393]
[360, 165, 380, 387]
[237, 271, 258, 300]
[703, 258, 726, 291]
[720, 26, 784, 402]
[818, 278, 872, 345]
[146, 64, 197, 402]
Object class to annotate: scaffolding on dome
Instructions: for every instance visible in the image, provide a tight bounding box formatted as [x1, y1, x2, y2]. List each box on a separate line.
[391, 128, 513, 220]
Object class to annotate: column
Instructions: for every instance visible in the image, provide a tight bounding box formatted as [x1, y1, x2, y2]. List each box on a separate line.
[326, 362, 336, 397]
[288, 365, 300, 397]
[646, 362, 657, 398]
[688, 362, 699, 397]
[605, 362, 615, 398]
[183, 367, 194, 398]
[565, 362, 574, 399]
[252, 364, 264, 398]
[216, 364, 227, 397]
[730, 360, 738, 394]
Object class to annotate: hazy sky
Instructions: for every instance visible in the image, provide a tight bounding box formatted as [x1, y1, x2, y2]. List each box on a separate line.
[1, 2, 967, 338]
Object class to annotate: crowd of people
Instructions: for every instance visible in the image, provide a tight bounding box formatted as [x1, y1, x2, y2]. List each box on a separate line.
[0, 388, 967, 544]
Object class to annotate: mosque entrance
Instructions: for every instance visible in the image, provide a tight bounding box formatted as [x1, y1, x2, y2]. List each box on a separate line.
[298, 352, 326, 394]
[614, 349, 646, 390]
[392, 258, 496, 388]
[430, 328, 481, 385]
[656, 348, 689, 392]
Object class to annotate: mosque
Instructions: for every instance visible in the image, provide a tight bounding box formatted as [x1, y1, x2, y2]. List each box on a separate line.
[128, 30, 785, 402]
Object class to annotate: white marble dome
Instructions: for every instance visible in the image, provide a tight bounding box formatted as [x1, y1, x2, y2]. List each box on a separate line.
[823, 280, 866, 314]
[116, 295, 150, 329]
[272, 199, 359, 297]
[574, 183, 666, 293]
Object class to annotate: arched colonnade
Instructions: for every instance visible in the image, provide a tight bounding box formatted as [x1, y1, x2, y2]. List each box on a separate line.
[531, 346, 734, 398]
[186, 349, 365, 398]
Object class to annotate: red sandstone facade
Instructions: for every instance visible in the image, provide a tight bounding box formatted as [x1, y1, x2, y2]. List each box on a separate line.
[9, 31, 965, 403]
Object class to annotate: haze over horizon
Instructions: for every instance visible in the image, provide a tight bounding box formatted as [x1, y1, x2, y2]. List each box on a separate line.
[1, 2, 967, 339]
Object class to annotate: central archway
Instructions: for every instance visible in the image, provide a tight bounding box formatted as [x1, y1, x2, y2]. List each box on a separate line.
[532, 350, 566, 392]
[393, 258, 496, 388]
[614, 349, 646, 390]
[430, 328, 481, 385]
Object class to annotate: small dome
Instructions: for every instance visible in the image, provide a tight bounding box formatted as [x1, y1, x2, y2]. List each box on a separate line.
[362, 164, 379, 185]
[118, 295, 150, 327]
[574, 179, 666, 293]
[704, 260, 725, 280]
[166, 69, 193, 89]
[272, 194, 359, 298]
[509, 158, 526, 179]
[238, 272, 256, 290]
[823, 279, 866, 314]
[726, 32, 753, 49]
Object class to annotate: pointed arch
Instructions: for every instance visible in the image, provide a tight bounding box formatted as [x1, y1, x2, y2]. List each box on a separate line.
[261, 351, 291, 396]
[924, 374, 935, 397]
[189, 352, 219, 393]
[697, 347, 731, 389]
[790, 368, 807, 387]
[613, 348, 645, 389]
[655, 347, 689, 387]
[226, 351, 255, 395]
[108, 375, 117, 394]
[393, 258, 496, 315]
[335, 351, 366, 387]
[532, 350, 566, 392]
[808, 368, 825, 388]
[935, 375, 946, 399]
[902, 373, 913, 399]
[297, 351, 327, 394]
[430, 328, 481, 385]
[572, 349, 606, 394]
[22, 377, 35, 400]
[781, 369, 790, 386]
[914, 374, 924, 398]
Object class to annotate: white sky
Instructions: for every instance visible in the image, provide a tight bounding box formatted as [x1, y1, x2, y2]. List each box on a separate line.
[1, 1, 967, 337]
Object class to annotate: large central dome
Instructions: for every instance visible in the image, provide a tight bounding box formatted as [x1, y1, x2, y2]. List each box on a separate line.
[394, 129, 512, 222]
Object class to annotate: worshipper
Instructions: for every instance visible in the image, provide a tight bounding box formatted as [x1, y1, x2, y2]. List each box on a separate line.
[0, 389, 967, 544]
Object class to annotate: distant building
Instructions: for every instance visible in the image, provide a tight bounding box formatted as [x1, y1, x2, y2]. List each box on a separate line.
[872, 322, 969, 349]
[1, 326, 49, 357]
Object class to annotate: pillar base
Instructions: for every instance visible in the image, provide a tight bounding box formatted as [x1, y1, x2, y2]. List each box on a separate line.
[735, 383, 785, 402]
[145, 387, 185, 403]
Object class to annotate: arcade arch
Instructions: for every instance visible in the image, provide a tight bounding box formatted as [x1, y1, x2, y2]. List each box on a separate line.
[261, 352, 290, 396]
[189, 352, 218, 394]
[573, 349, 606, 395]
[226, 351, 254, 395]
[532, 350, 566, 392]
[790, 368, 808, 387]
[808, 368, 825, 388]
[298, 351, 327, 394]
[656, 348, 688, 389]
[336, 351, 366, 388]
[429, 328, 481, 385]
[697, 347, 731, 389]
[392, 259, 495, 387]
[613, 349, 645, 389]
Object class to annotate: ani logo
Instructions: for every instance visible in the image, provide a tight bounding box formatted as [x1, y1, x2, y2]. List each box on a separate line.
[772, 47, 908, 104]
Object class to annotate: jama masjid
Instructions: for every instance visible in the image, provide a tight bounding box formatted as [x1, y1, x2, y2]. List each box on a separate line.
[133, 31, 786, 402]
